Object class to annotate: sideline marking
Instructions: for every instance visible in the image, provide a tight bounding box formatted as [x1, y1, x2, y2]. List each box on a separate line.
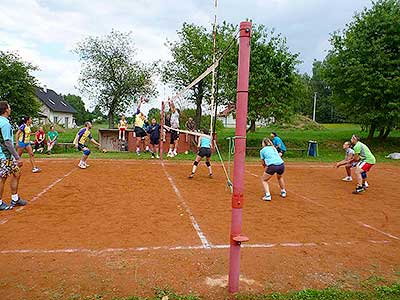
[0, 240, 390, 255]
[161, 162, 211, 249]
[246, 170, 400, 241]
[0, 168, 77, 225]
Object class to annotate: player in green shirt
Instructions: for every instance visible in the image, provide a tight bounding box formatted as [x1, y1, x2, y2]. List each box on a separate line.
[350, 135, 376, 194]
[47, 126, 58, 154]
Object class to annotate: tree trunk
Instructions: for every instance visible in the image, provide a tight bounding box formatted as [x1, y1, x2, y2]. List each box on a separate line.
[382, 127, 392, 140]
[366, 124, 376, 142]
[247, 119, 256, 132]
[108, 111, 114, 129]
[378, 128, 385, 140]
[194, 82, 203, 130]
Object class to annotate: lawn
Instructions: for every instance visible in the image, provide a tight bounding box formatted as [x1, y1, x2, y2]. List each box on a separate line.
[43, 123, 400, 163]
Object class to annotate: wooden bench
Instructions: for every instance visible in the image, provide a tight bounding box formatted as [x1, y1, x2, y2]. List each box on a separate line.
[56, 142, 75, 150]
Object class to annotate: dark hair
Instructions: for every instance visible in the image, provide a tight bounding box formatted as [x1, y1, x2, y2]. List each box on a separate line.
[271, 132, 277, 137]
[0, 101, 9, 115]
[19, 115, 30, 126]
[203, 128, 209, 135]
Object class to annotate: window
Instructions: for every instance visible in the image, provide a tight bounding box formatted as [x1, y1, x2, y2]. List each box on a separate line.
[60, 101, 67, 107]
[65, 117, 69, 129]
[48, 99, 55, 105]
[53, 116, 58, 123]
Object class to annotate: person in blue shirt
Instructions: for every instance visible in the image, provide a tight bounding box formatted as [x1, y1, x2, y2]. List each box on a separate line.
[146, 118, 160, 159]
[271, 132, 286, 157]
[0, 101, 27, 211]
[189, 128, 212, 178]
[260, 137, 287, 201]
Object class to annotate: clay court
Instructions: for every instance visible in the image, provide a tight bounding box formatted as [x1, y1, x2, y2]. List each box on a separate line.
[0, 159, 399, 299]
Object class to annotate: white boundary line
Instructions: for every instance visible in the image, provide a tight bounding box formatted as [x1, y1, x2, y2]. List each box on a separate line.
[0, 168, 77, 225]
[246, 170, 400, 241]
[0, 240, 390, 255]
[161, 162, 211, 249]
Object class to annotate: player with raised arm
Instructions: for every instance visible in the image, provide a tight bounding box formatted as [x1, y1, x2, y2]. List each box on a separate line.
[168, 98, 180, 157]
[73, 121, 101, 169]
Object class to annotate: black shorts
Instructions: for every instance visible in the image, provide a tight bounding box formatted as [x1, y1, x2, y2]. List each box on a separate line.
[77, 143, 86, 151]
[150, 137, 160, 145]
[134, 127, 146, 138]
[277, 149, 286, 156]
[170, 130, 179, 143]
[265, 163, 285, 175]
[198, 147, 211, 158]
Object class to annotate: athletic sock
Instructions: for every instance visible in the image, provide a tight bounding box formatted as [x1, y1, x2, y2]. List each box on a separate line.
[11, 194, 19, 202]
[0, 200, 2, 205]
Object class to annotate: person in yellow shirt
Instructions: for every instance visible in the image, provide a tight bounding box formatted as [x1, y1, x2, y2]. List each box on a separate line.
[73, 121, 101, 169]
[134, 97, 147, 155]
[16, 116, 41, 173]
[118, 115, 128, 141]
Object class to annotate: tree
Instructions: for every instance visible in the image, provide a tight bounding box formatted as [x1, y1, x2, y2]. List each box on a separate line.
[247, 25, 300, 131]
[322, 0, 400, 140]
[75, 30, 157, 128]
[147, 108, 161, 122]
[162, 22, 238, 129]
[64, 94, 91, 125]
[0, 51, 40, 122]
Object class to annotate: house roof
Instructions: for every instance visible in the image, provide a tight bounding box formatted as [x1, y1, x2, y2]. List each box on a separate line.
[218, 104, 236, 117]
[35, 87, 77, 114]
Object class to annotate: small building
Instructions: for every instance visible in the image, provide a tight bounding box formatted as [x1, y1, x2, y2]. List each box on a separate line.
[217, 104, 275, 128]
[35, 86, 77, 128]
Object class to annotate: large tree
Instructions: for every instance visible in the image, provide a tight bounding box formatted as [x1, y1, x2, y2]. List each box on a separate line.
[0, 51, 40, 122]
[64, 94, 92, 125]
[75, 30, 157, 128]
[247, 25, 300, 131]
[322, 0, 400, 140]
[162, 22, 238, 129]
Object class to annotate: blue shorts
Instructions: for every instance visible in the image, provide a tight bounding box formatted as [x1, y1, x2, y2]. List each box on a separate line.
[18, 141, 30, 148]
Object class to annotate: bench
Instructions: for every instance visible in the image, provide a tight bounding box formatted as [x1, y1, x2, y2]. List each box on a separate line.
[246, 147, 307, 156]
[56, 142, 75, 150]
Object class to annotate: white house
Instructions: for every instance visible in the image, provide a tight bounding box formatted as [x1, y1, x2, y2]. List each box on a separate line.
[35, 86, 77, 128]
[217, 104, 275, 128]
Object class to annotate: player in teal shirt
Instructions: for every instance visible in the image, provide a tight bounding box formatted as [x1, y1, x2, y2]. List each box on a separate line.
[189, 128, 212, 178]
[260, 137, 287, 201]
[271, 132, 286, 156]
[0, 101, 27, 211]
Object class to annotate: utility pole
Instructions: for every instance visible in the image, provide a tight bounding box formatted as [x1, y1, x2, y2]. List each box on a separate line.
[312, 92, 317, 122]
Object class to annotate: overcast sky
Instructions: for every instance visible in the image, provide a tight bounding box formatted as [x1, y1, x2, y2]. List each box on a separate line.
[0, 0, 372, 111]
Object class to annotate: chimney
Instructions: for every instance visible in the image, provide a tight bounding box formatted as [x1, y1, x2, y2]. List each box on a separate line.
[43, 85, 47, 93]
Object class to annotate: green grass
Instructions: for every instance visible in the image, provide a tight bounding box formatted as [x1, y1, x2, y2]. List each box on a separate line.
[44, 283, 400, 300]
[41, 123, 400, 163]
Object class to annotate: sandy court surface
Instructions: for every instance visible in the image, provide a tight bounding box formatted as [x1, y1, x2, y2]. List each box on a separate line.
[0, 159, 399, 299]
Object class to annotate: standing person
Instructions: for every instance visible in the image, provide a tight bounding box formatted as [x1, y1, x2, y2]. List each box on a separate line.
[168, 98, 180, 157]
[46, 125, 58, 154]
[16, 116, 41, 173]
[146, 118, 160, 159]
[188, 129, 213, 178]
[270, 132, 287, 157]
[73, 121, 101, 169]
[163, 113, 171, 143]
[260, 137, 287, 201]
[33, 126, 46, 153]
[350, 135, 375, 194]
[133, 98, 147, 155]
[118, 115, 128, 141]
[0, 101, 27, 211]
[185, 117, 197, 147]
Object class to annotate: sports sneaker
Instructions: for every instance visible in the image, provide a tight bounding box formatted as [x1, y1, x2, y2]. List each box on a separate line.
[262, 194, 272, 201]
[155, 154, 160, 159]
[209, 173, 213, 178]
[0, 201, 12, 211]
[188, 173, 194, 179]
[84, 162, 90, 167]
[342, 176, 352, 182]
[352, 186, 365, 194]
[280, 190, 287, 198]
[136, 151, 141, 156]
[363, 181, 369, 189]
[32, 167, 41, 173]
[78, 163, 86, 169]
[10, 197, 27, 207]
